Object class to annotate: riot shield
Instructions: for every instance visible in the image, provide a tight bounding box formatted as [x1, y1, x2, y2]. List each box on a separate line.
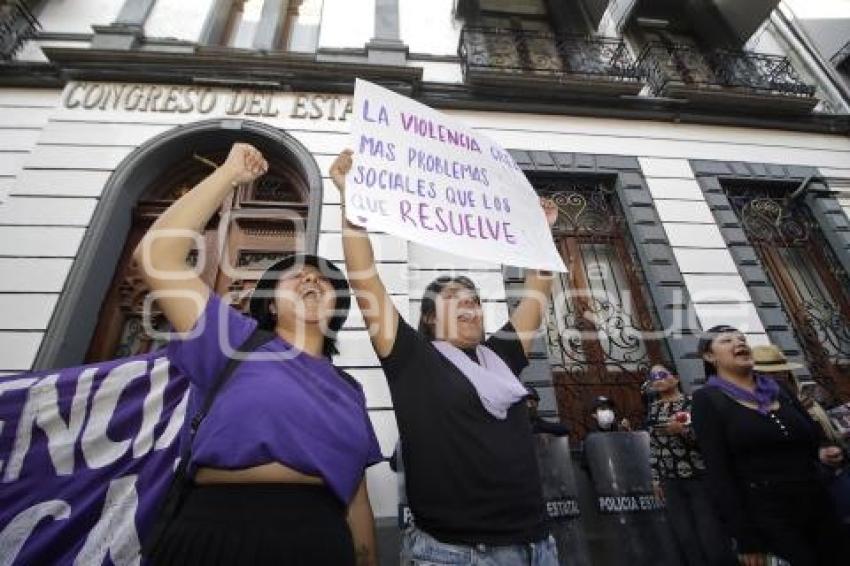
[535, 434, 592, 566]
[581, 431, 680, 566]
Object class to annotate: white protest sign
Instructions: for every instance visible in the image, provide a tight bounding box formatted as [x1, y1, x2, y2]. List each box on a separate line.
[345, 79, 566, 272]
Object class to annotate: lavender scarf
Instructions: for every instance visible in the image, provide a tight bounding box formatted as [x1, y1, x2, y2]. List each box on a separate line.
[706, 373, 781, 415]
[432, 341, 529, 419]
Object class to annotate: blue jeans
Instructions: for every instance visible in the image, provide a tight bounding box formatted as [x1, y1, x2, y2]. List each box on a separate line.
[401, 525, 559, 566]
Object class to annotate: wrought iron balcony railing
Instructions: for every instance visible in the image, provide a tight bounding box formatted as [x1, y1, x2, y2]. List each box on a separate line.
[0, 1, 40, 61]
[637, 42, 816, 99]
[459, 27, 640, 83]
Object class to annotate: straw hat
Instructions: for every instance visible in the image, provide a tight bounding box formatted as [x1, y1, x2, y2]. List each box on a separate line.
[752, 344, 803, 372]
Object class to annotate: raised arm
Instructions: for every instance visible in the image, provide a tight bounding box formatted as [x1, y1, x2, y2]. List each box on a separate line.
[329, 150, 399, 357]
[133, 143, 268, 333]
[508, 198, 557, 355]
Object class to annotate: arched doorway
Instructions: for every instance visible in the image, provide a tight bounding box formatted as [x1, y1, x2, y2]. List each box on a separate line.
[34, 119, 323, 369]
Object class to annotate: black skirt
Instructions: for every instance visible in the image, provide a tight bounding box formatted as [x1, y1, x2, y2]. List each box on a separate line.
[745, 479, 843, 565]
[149, 483, 355, 566]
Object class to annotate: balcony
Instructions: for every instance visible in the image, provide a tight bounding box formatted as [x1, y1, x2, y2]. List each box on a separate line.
[459, 27, 642, 98]
[595, 0, 781, 44]
[0, 1, 40, 61]
[636, 42, 818, 113]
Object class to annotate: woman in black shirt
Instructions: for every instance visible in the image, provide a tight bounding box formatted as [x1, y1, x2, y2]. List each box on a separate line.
[330, 150, 559, 565]
[692, 325, 845, 566]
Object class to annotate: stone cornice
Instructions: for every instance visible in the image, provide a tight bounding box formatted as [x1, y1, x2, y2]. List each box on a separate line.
[40, 46, 423, 94]
[0, 47, 847, 136]
[417, 82, 850, 136]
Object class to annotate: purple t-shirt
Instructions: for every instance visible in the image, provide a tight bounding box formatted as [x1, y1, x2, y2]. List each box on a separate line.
[167, 293, 383, 504]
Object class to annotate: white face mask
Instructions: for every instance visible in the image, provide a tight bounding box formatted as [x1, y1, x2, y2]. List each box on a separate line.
[596, 409, 615, 428]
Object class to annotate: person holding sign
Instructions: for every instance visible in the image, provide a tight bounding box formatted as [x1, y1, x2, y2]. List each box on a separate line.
[331, 149, 559, 565]
[135, 143, 382, 565]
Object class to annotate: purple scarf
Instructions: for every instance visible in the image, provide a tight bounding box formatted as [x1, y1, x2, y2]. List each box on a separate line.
[706, 373, 781, 415]
[432, 341, 529, 419]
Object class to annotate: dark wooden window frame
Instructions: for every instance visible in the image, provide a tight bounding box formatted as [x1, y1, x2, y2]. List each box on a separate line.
[537, 178, 669, 439]
[692, 159, 850, 408]
[724, 182, 850, 403]
[505, 151, 699, 440]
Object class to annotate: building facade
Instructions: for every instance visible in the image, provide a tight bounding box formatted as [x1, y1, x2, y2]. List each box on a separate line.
[1, 0, 850, 553]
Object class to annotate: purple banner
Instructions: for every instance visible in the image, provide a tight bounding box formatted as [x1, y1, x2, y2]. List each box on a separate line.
[0, 352, 189, 565]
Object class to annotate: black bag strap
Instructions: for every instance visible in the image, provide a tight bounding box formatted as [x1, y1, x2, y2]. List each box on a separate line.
[179, 327, 277, 472]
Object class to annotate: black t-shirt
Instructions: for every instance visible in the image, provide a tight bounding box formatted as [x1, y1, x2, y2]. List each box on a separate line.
[381, 316, 548, 546]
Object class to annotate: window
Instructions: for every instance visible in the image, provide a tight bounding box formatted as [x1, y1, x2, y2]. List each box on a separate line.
[222, 0, 265, 49]
[460, 0, 631, 81]
[474, 0, 556, 72]
[726, 184, 850, 404]
[282, 0, 323, 52]
[212, 0, 323, 53]
[539, 180, 668, 439]
[631, 19, 816, 102]
[0, 0, 39, 60]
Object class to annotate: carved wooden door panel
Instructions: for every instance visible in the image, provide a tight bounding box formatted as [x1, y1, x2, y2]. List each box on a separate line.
[85, 154, 309, 363]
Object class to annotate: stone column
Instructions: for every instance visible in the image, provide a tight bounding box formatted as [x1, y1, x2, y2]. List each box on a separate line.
[91, 0, 157, 50]
[366, 0, 408, 65]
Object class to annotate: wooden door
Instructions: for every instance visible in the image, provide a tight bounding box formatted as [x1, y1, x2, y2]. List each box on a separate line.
[85, 153, 310, 362]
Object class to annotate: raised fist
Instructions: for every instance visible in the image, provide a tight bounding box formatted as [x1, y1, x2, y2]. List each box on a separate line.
[329, 149, 354, 194]
[222, 143, 268, 185]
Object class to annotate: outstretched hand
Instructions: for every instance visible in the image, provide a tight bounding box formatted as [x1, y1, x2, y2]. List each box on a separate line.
[330, 149, 354, 195]
[221, 143, 268, 185]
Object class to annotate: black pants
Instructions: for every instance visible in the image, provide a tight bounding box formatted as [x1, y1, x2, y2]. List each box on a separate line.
[745, 480, 843, 566]
[149, 483, 355, 566]
[662, 477, 737, 566]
